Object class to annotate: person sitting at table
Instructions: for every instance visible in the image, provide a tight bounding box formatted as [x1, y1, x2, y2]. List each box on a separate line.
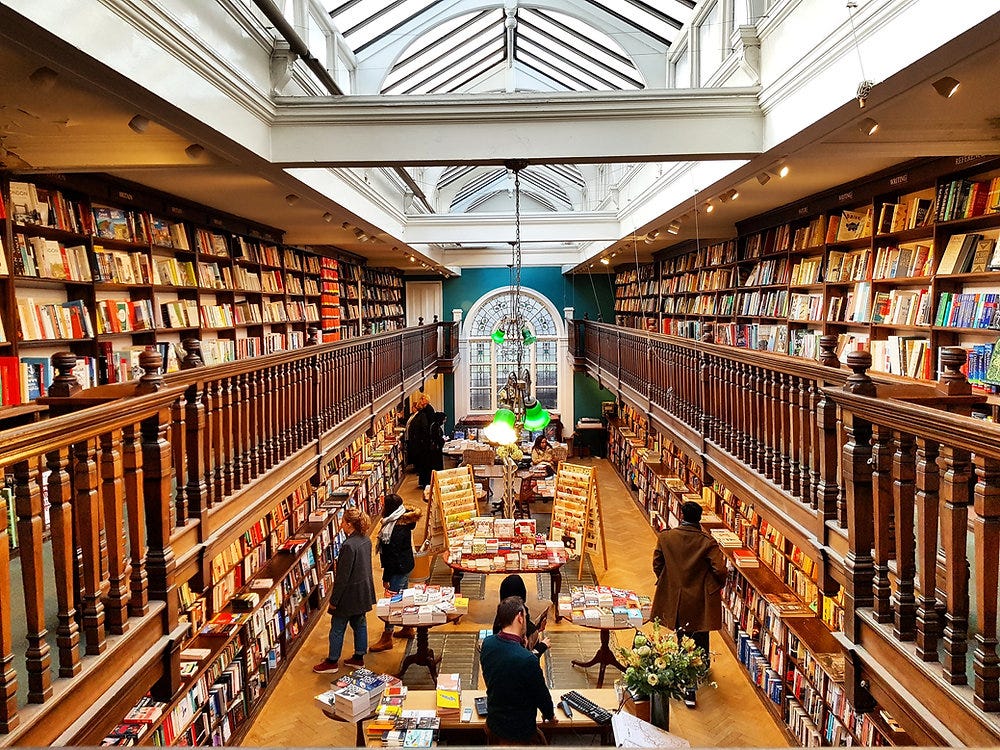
[370, 493, 422, 652]
[480, 596, 557, 744]
[530, 436, 555, 476]
[491, 574, 549, 657]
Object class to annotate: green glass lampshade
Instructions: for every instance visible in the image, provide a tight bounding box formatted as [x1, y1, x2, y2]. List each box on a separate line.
[491, 327, 506, 345]
[521, 327, 537, 346]
[523, 400, 551, 431]
[484, 408, 518, 445]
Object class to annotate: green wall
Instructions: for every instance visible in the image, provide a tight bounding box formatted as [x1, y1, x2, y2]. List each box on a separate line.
[439, 266, 615, 433]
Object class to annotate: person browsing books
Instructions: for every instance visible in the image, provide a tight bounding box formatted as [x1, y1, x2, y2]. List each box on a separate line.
[491, 574, 549, 658]
[530, 436, 554, 475]
[480, 596, 557, 744]
[313, 508, 376, 674]
[651, 500, 727, 707]
[370, 493, 422, 652]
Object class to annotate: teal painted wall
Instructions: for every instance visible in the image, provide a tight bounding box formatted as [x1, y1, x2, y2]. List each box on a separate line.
[439, 266, 614, 434]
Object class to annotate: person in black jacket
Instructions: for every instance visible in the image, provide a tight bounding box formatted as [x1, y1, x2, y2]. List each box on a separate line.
[407, 395, 436, 489]
[480, 596, 557, 744]
[491, 574, 549, 658]
[371, 493, 422, 651]
[313, 508, 376, 674]
[429, 412, 447, 473]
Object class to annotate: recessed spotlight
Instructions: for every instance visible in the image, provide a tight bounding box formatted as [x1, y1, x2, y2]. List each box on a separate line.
[285, 194, 299, 206]
[28, 66, 58, 91]
[184, 143, 205, 160]
[728, 188, 739, 201]
[704, 201, 714, 214]
[128, 115, 150, 134]
[409, 256, 416, 263]
[600, 257, 610, 265]
[858, 117, 879, 136]
[667, 220, 681, 235]
[932, 76, 960, 98]
[756, 172, 771, 185]
[322, 212, 333, 222]
[778, 165, 790, 178]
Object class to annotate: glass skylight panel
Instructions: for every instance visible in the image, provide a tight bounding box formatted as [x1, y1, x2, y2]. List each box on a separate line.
[518, 38, 612, 90]
[438, 165, 476, 189]
[583, 0, 692, 46]
[332, 0, 441, 52]
[387, 30, 503, 95]
[427, 48, 506, 93]
[515, 50, 589, 91]
[523, 9, 643, 85]
[382, 10, 500, 91]
[518, 26, 639, 89]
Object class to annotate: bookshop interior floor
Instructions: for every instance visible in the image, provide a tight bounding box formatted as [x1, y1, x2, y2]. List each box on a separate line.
[241, 458, 790, 747]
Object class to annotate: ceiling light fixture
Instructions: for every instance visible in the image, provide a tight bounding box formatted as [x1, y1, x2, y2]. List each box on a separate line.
[778, 165, 790, 178]
[600, 257, 610, 265]
[409, 255, 416, 262]
[184, 143, 205, 160]
[932, 76, 960, 98]
[128, 115, 150, 134]
[858, 117, 879, 136]
[28, 66, 58, 91]
[704, 201, 714, 214]
[846, 1, 874, 108]
[667, 220, 681, 235]
[756, 172, 771, 185]
[285, 194, 299, 206]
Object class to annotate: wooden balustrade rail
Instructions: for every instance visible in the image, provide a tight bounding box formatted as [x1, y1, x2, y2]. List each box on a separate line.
[573, 319, 1000, 731]
[0, 324, 445, 740]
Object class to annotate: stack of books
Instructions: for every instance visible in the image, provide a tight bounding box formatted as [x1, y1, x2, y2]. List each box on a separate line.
[558, 585, 651, 626]
[381, 712, 440, 747]
[444, 516, 569, 571]
[374, 584, 469, 626]
[731, 549, 759, 568]
[314, 669, 391, 721]
[100, 698, 168, 745]
[710, 529, 745, 548]
[435, 673, 461, 720]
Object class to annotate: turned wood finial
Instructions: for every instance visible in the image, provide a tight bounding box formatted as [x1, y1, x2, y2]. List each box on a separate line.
[819, 334, 841, 369]
[307, 327, 321, 346]
[180, 338, 204, 369]
[48, 351, 82, 397]
[136, 349, 164, 395]
[433, 314, 439, 323]
[418, 316, 424, 326]
[701, 322, 715, 344]
[844, 350, 876, 397]
[937, 346, 973, 396]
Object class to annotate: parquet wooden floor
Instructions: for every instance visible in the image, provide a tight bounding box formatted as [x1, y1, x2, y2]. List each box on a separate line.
[241, 460, 790, 747]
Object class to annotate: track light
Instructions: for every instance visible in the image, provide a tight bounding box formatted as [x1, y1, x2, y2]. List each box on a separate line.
[932, 76, 960, 98]
[285, 194, 299, 206]
[184, 143, 205, 160]
[353, 227, 368, 241]
[600, 257, 610, 265]
[128, 115, 150, 134]
[322, 212, 333, 222]
[719, 189, 739, 203]
[728, 188, 739, 201]
[858, 117, 879, 136]
[667, 220, 681, 235]
[409, 255, 416, 263]
[704, 201, 714, 214]
[28, 66, 58, 91]
[778, 165, 790, 178]
[756, 172, 771, 185]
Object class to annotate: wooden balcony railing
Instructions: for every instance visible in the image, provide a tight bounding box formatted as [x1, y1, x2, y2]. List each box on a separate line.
[573, 319, 1000, 744]
[0, 323, 446, 744]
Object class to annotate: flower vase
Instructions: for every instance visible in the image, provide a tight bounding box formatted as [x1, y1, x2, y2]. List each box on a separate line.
[649, 692, 670, 730]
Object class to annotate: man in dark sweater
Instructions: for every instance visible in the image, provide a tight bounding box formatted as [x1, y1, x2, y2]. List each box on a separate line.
[479, 596, 556, 744]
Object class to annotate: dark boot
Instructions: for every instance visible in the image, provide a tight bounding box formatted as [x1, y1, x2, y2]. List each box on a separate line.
[370, 630, 395, 652]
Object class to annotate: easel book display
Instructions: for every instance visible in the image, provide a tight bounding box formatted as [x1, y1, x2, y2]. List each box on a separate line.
[548, 462, 607, 575]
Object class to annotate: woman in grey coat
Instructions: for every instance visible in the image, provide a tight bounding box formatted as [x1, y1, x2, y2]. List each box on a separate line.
[312, 507, 377, 673]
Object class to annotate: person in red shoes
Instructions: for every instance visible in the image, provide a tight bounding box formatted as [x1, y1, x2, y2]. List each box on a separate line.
[370, 493, 422, 652]
[313, 508, 376, 674]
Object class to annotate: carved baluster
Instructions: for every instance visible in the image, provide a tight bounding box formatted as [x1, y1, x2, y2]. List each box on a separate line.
[184, 382, 207, 518]
[239, 371, 253, 485]
[799, 379, 812, 502]
[0, 486, 17, 730]
[230, 373, 246, 492]
[100, 431, 130, 634]
[292, 357, 305, 449]
[914, 437, 940, 661]
[871, 424, 893, 623]
[265, 366, 278, 467]
[44, 447, 80, 678]
[13, 458, 51, 702]
[282, 360, 294, 456]
[891, 431, 917, 640]
[972, 454, 1000, 709]
[74, 436, 107, 654]
[169, 389, 187, 526]
[204, 378, 221, 503]
[180, 338, 204, 369]
[142, 408, 178, 630]
[739, 363, 751, 465]
[755, 367, 768, 476]
[841, 352, 876, 642]
[123, 423, 148, 616]
[939, 443, 972, 684]
[780, 373, 793, 491]
[220, 376, 234, 496]
[249, 369, 264, 479]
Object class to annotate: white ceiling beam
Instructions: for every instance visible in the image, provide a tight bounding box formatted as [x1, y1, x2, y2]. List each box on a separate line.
[403, 211, 620, 244]
[269, 88, 764, 166]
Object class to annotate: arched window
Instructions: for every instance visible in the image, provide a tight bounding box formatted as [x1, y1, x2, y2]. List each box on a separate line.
[466, 290, 559, 413]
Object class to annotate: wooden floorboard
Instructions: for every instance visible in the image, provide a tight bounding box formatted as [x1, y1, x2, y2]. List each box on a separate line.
[241, 461, 790, 747]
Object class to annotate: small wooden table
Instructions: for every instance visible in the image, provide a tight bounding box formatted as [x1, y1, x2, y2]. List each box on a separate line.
[379, 612, 462, 682]
[444, 557, 565, 616]
[569, 618, 643, 688]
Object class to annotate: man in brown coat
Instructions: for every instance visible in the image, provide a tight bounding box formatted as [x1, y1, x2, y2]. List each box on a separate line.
[651, 500, 727, 706]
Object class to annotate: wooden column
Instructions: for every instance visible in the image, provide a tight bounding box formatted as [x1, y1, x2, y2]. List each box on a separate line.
[891, 431, 917, 641]
[939, 443, 972, 684]
[45, 446, 81, 677]
[914, 437, 940, 661]
[972, 453, 1000, 710]
[870, 424, 894, 623]
[123, 423, 149, 617]
[0, 491, 18, 731]
[74, 436, 107, 654]
[99, 430, 130, 634]
[13, 458, 52, 702]
[142, 408, 178, 631]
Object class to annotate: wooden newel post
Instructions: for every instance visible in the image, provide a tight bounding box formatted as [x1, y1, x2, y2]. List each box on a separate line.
[819, 334, 841, 369]
[701, 322, 715, 344]
[307, 327, 321, 346]
[937, 346, 973, 396]
[137, 350, 164, 395]
[48, 352, 82, 397]
[180, 339, 204, 369]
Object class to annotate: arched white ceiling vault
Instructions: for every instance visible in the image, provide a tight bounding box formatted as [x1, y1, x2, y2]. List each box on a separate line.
[326, 0, 695, 217]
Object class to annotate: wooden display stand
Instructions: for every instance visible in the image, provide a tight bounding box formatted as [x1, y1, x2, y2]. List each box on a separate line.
[548, 462, 607, 576]
[429, 466, 478, 554]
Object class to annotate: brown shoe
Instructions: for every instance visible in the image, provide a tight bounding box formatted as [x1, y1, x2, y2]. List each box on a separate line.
[393, 626, 416, 639]
[370, 631, 395, 652]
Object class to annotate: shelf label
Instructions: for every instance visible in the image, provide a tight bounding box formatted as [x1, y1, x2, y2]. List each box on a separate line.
[116, 190, 135, 202]
[169, 206, 185, 217]
[888, 174, 908, 187]
[797, 206, 809, 216]
[838, 191, 854, 202]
